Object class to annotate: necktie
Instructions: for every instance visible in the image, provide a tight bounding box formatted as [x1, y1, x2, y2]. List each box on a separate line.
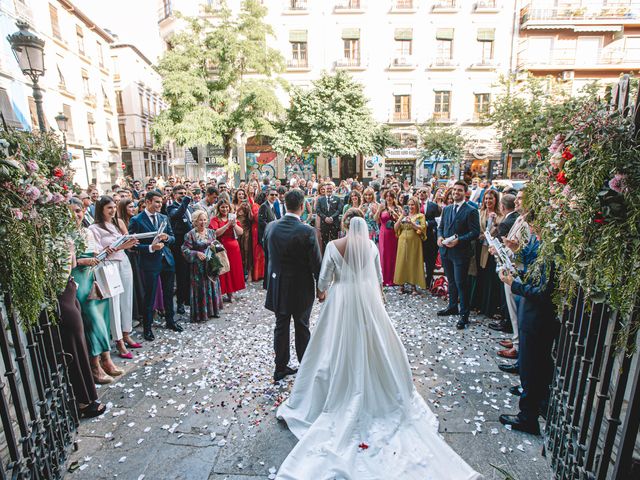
[454, 204, 459, 216]
[151, 213, 157, 228]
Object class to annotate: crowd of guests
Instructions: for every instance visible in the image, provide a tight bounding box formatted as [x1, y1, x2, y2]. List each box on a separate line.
[56, 171, 556, 436]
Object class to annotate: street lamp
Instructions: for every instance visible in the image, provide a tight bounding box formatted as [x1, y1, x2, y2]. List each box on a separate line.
[54, 112, 67, 148]
[7, 21, 46, 131]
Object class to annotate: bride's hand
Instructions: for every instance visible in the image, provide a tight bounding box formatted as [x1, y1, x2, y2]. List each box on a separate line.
[317, 290, 326, 303]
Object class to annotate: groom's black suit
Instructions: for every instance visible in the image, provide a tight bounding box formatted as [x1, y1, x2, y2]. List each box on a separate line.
[264, 214, 322, 373]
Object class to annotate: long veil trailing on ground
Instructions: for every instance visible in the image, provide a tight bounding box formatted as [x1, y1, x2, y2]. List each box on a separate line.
[276, 217, 482, 480]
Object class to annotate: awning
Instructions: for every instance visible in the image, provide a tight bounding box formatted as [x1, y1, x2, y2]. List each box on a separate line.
[436, 28, 454, 40]
[0, 88, 24, 129]
[394, 28, 413, 40]
[573, 25, 623, 32]
[342, 28, 360, 40]
[289, 30, 307, 42]
[477, 28, 495, 41]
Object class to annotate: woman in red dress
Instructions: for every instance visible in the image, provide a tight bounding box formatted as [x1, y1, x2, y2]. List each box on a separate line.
[250, 189, 265, 282]
[209, 199, 246, 302]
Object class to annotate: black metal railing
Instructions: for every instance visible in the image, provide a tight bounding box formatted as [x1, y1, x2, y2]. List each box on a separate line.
[0, 294, 78, 479]
[544, 75, 640, 480]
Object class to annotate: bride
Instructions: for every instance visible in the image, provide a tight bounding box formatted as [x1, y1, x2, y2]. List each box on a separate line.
[276, 209, 483, 480]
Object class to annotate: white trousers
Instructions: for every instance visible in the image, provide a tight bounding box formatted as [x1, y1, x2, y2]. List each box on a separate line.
[504, 283, 519, 348]
[108, 256, 134, 341]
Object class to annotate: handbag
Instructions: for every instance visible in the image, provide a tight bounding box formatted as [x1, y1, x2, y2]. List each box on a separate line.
[93, 261, 125, 298]
[87, 280, 105, 300]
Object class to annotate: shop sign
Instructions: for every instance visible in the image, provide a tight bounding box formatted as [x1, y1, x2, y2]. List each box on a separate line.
[384, 147, 419, 159]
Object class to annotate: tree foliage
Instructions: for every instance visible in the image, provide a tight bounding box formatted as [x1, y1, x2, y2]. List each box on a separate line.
[153, 0, 285, 162]
[273, 71, 388, 157]
[418, 120, 466, 163]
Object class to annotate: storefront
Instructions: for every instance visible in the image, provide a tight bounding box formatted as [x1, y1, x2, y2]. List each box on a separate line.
[384, 147, 420, 183]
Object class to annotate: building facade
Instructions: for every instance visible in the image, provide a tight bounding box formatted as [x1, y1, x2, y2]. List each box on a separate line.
[0, 0, 123, 190]
[111, 43, 170, 181]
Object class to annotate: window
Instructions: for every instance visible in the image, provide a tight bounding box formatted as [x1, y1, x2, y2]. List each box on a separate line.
[161, 0, 172, 19]
[289, 0, 307, 9]
[56, 56, 66, 89]
[118, 123, 127, 147]
[49, 4, 61, 40]
[474, 93, 490, 120]
[97, 42, 105, 68]
[0, 88, 22, 128]
[81, 70, 90, 95]
[344, 39, 360, 62]
[291, 42, 308, 66]
[87, 112, 97, 144]
[76, 26, 85, 55]
[139, 92, 145, 115]
[27, 96, 39, 130]
[435, 29, 454, 64]
[112, 56, 120, 79]
[106, 121, 116, 148]
[477, 28, 495, 64]
[395, 0, 413, 8]
[62, 104, 75, 141]
[394, 95, 411, 121]
[116, 91, 124, 113]
[102, 85, 111, 110]
[394, 29, 413, 58]
[433, 91, 451, 120]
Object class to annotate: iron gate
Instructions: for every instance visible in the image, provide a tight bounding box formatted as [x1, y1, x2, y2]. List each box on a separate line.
[0, 293, 78, 479]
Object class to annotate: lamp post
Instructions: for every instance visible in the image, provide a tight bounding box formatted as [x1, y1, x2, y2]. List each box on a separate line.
[7, 21, 46, 131]
[54, 112, 67, 149]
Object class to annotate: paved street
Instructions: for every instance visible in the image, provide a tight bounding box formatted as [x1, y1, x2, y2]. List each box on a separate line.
[67, 283, 552, 480]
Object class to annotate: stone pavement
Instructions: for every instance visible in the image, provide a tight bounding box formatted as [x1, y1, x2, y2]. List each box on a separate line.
[66, 283, 552, 480]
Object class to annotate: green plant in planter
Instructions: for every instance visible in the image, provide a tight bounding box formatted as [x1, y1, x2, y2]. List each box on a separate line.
[0, 129, 79, 329]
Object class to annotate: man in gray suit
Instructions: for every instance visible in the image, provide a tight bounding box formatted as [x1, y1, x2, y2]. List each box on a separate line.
[264, 189, 322, 382]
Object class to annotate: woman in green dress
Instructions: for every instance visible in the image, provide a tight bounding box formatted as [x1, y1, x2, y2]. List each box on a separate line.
[393, 197, 427, 294]
[69, 198, 123, 385]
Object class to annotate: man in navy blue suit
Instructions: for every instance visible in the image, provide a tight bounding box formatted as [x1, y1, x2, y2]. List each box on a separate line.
[129, 190, 183, 341]
[166, 185, 193, 315]
[437, 180, 480, 329]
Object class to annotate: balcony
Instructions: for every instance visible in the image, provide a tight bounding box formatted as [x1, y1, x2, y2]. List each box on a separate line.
[334, 1, 364, 13]
[158, 1, 173, 23]
[432, 1, 459, 13]
[432, 112, 452, 122]
[83, 93, 97, 107]
[287, 58, 311, 71]
[468, 59, 498, 70]
[389, 56, 416, 70]
[518, 48, 640, 71]
[391, 112, 413, 124]
[335, 57, 366, 70]
[520, 3, 640, 29]
[284, 0, 308, 14]
[474, 1, 500, 13]
[428, 58, 458, 70]
[390, 0, 416, 12]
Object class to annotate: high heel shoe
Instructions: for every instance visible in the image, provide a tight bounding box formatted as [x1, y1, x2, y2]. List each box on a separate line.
[118, 351, 133, 359]
[125, 340, 142, 349]
[92, 369, 114, 384]
[102, 363, 124, 376]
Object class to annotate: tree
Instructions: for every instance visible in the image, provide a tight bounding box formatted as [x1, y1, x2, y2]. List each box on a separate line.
[152, 0, 285, 174]
[418, 120, 466, 163]
[273, 71, 389, 158]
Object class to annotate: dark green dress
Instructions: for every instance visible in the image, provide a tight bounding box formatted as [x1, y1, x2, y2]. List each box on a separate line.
[71, 230, 111, 357]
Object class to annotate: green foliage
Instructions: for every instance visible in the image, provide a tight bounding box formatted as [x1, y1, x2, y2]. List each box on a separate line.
[273, 71, 384, 157]
[0, 130, 79, 329]
[372, 125, 401, 154]
[153, 0, 285, 168]
[523, 78, 640, 349]
[418, 120, 466, 163]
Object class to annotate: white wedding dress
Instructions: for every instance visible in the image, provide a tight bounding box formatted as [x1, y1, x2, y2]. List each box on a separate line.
[276, 218, 483, 480]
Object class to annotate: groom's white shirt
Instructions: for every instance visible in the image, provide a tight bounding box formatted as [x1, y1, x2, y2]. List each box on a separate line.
[284, 212, 300, 220]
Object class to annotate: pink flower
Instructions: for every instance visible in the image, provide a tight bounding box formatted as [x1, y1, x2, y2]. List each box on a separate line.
[26, 160, 39, 173]
[24, 185, 41, 201]
[549, 134, 565, 154]
[608, 173, 628, 194]
[549, 153, 565, 170]
[11, 208, 23, 220]
[52, 193, 65, 204]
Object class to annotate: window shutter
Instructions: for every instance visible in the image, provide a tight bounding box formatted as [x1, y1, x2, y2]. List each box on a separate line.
[394, 28, 413, 40]
[342, 28, 360, 40]
[289, 30, 308, 42]
[477, 28, 495, 42]
[436, 28, 454, 40]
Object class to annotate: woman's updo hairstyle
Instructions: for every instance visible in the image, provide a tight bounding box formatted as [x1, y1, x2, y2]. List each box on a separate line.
[342, 207, 364, 231]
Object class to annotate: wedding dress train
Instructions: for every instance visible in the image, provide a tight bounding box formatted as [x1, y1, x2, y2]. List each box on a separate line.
[276, 218, 482, 480]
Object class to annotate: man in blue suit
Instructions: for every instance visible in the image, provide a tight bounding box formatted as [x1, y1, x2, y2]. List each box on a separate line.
[129, 190, 183, 341]
[166, 185, 193, 315]
[437, 180, 480, 329]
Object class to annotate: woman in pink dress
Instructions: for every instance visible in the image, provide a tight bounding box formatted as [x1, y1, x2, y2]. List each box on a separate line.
[375, 190, 402, 286]
[209, 199, 246, 302]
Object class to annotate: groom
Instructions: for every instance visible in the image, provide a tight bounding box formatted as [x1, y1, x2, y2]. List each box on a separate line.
[263, 189, 323, 382]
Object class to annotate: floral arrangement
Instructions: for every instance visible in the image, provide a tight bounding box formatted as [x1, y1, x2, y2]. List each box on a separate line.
[0, 129, 80, 328]
[524, 83, 640, 346]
